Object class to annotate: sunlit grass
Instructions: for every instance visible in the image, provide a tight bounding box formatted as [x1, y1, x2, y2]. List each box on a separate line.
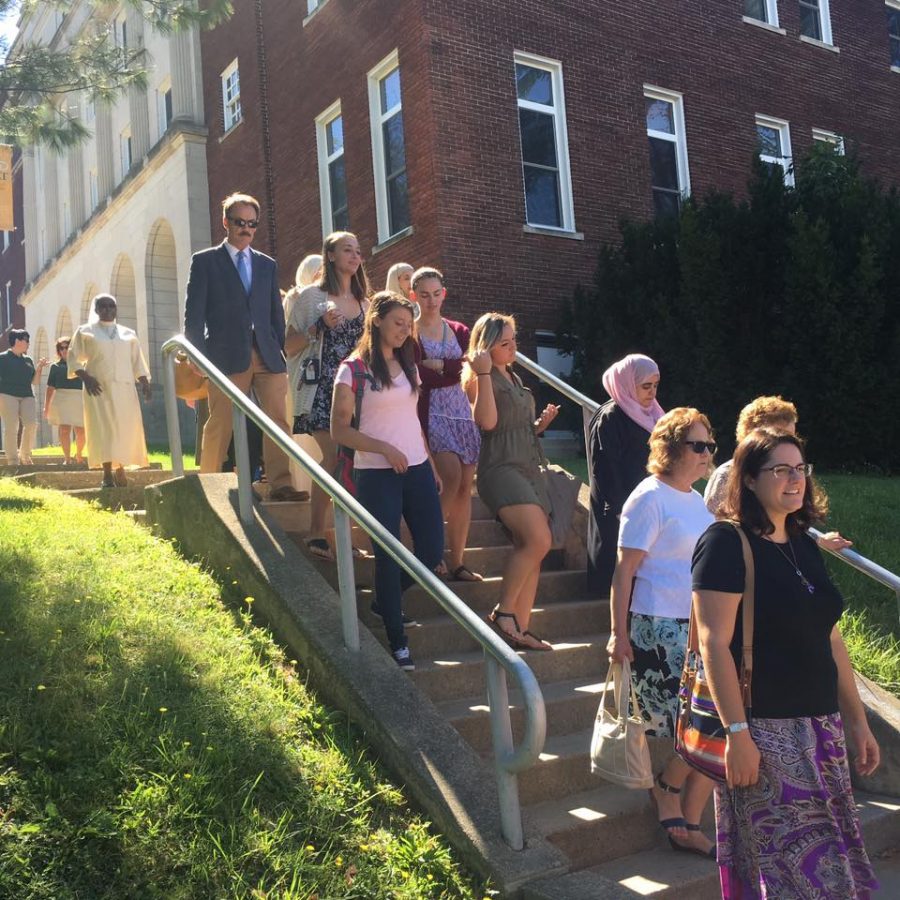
[0, 481, 491, 899]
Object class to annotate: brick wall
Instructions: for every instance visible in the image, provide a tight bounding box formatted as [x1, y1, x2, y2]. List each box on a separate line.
[199, 1, 900, 341]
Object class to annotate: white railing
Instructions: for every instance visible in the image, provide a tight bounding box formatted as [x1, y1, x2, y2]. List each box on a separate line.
[515, 350, 900, 621]
[161, 336, 546, 849]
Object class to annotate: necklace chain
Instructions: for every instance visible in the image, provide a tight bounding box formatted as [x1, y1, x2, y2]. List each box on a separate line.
[769, 537, 816, 595]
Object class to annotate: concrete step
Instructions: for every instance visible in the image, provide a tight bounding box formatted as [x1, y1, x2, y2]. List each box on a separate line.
[409, 631, 607, 704]
[361, 597, 608, 658]
[526, 783, 658, 870]
[16, 469, 174, 490]
[124, 509, 148, 526]
[577, 789, 900, 897]
[64, 485, 148, 511]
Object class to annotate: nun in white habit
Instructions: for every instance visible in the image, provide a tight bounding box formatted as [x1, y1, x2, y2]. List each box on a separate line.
[68, 293, 151, 486]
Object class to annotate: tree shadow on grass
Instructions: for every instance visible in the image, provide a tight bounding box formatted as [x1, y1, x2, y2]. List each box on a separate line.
[0, 496, 45, 512]
[0, 551, 391, 900]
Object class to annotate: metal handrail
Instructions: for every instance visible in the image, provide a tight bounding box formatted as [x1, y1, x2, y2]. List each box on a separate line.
[515, 350, 900, 620]
[161, 335, 546, 849]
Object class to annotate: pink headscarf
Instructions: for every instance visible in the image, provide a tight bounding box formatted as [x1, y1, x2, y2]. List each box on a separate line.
[601, 354, 664, 432]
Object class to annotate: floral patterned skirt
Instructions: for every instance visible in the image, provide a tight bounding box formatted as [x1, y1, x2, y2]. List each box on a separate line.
[716, 713, 878, 899]
[629, 613, 688, 739]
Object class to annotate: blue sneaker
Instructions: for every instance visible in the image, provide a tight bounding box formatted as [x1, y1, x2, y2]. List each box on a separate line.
[392, 647, 415, 671]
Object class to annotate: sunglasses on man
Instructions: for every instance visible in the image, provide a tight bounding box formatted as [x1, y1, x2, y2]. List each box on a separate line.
[228, 217, 259, 229]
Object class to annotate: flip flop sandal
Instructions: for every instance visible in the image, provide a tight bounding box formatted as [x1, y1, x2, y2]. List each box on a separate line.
[450, 565, 483, 582]
[521, 630, 553, 651]
[487, 606, 528, 649]
[673, 824, 717, 860]
[306, 538, 334, 561]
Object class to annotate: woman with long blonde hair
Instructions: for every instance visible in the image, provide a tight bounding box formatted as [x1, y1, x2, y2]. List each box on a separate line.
[464, 313, 559, 651]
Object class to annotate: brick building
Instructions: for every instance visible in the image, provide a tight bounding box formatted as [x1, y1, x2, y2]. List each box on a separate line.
[199, 1, 900, 346]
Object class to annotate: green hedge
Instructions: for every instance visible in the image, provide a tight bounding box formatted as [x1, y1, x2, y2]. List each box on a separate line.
[560, 148, 900, 471]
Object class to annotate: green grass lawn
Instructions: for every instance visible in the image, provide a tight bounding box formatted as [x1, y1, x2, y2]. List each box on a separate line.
[0, 481, 490, 900]
[32, 444, 198, 471]
[552, 457, 900, 695]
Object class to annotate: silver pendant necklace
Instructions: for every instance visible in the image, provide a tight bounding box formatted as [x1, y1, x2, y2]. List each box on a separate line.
[770, 537, 815, 594]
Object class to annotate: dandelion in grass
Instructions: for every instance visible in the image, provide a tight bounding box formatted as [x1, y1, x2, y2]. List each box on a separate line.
[159, 707, 168, 713]
[335, 856, 343, 867]
[305, 845, 315, 853]
[36, 684, 46, 691]
[245, 596, 255, 605]
[183, 773, 192, 779]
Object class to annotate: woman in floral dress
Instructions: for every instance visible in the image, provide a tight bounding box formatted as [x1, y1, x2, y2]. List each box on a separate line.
[286, 231, 369, 559]
[412, 267, 481, 580]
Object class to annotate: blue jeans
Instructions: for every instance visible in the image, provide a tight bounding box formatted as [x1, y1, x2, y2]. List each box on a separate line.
[356, 462, 444, 651]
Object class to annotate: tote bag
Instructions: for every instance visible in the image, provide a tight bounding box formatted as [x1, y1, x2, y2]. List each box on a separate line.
[590, 658, 654, 789]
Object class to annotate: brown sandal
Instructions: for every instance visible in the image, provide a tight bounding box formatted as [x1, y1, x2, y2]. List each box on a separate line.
[487, 607, 528, 649]
[520, 630, 553, 651]
[450, 565, 483, 582]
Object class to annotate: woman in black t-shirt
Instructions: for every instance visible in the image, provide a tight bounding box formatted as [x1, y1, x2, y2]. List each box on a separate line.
[691, 428, 879, 898]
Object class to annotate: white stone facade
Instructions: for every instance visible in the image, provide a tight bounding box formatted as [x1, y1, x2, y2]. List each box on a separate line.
[13, 2, 211, 445]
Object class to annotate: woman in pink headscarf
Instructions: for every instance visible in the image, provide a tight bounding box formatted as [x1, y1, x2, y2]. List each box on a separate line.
[587, 354, 664, 595]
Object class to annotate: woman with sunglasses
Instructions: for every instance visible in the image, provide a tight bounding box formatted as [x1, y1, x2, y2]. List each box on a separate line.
[43, 337, 85, 465]
[607, 407, 717, 859]
[691, 428, 879, 897]
[287, 231, 370, 559]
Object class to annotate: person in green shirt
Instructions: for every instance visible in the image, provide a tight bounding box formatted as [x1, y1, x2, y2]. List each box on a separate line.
[0, 329, 48, 466]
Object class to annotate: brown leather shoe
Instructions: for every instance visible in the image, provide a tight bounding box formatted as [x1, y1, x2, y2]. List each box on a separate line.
[268, 486, 310, 502]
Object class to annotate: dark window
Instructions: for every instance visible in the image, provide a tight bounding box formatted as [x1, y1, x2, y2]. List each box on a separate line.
[647, 96, 682, 217]
[516, 63, 563, 228]
[325, 115, 348, 230]
[744, 0, 768, 22]
[382, 109, 408, 235]
[799, 0, 822, 40]
[889, 8, 900, 68]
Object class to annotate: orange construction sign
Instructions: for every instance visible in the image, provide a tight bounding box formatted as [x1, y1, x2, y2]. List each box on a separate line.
[0, 145, 13, 232]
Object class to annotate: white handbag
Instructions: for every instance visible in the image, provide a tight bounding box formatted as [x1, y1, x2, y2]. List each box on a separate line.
[292, 333, 324, 420]
[590, 659, 654, 789]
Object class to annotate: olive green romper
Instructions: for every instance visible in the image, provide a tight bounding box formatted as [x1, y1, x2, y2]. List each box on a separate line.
[476, 368, 551, 517]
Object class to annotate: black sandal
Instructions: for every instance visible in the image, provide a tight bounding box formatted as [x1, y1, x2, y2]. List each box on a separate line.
[521, 630, 553, 651]
[487, 606, 527, 649]
[648, 775, 686, 840]
[670, 823, 717, 861]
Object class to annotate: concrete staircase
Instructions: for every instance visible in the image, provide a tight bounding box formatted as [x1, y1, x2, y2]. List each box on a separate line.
[2, 454, 168, 518]
[260, 488, 900, 897]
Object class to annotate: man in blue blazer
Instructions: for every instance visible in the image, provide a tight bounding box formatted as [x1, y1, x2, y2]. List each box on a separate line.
[184, 192, 305, 500]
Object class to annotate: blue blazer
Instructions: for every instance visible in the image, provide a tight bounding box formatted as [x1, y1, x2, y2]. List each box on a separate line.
[183, 242, 286, 376]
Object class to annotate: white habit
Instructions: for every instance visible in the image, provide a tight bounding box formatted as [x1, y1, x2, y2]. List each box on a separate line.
[68, 322, 151, 469]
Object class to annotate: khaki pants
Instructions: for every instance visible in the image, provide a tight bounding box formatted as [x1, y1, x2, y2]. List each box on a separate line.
[200, 348, 292, 490]
[0, 393, 36, 464]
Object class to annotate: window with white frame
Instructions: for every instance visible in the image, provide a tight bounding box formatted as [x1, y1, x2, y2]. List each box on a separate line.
[120, 126, 132, 177]
[157, 80, 173, 136]
[367, 51, 409, 242]
[315, 102, 349, 235]
[888, 2, 900, 68]
[221, 59, 242, 132]
[644, 86, 691, 217]
[812, 128, 845, 154]
[89, 168, 99, 210]
[307, 0, 323, 13]
[514, 52, 575, 231]
[84, 94, 95, 123]
[114, 13, 127, 50]
[756, 115, 794, 185]
[744, 0, 780, 26]
[799, 0, 833, 44]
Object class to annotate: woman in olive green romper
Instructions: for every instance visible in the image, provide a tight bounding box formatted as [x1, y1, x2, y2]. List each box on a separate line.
[464, 313, 560, 651]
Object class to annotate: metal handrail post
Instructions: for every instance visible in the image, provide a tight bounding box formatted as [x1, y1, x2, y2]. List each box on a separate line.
[333, 506, 361, 652]
[232, 406, 253, 525]
[163, 352, 184, 478]
[485, 655, 524, 849]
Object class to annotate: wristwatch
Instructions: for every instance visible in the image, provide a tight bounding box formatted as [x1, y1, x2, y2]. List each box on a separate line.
[725, 721, 749, 734]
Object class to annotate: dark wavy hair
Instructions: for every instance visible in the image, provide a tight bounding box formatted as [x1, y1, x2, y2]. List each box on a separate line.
[354, 292, 418, 391]
[721, 428, 827, 536]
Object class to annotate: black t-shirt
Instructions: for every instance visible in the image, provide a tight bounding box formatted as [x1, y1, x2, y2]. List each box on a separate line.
[48, 361, 83, 390]
[691, 521, 843, 719]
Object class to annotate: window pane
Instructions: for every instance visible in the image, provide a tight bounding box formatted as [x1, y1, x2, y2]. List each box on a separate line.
[380, 68, 401, 113]
[327, 116, 343, 156]
[652, 188, 681, 218]
[387, 170, 410, 234]
[646, 98, 674, 135]
[523, 165, 561, 228]
[329, 158, 347, 218]
[332, 204, 349, 232]
[516, 64, 553, 105]
[519, 108, 558, 167]
[382, 112, 406, 177]
[890, 10, 900, 39]
[757, 124, 781, 157]
[743, 0, 767, 21]
[799, 2, 821, 40]
[648, 137, 679, 190]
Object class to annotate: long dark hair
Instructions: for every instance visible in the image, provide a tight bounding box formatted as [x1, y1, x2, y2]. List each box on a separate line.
[721, 428, 827, 536]
[318, 231, 369, 302]
[354, 291, 418, 391]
